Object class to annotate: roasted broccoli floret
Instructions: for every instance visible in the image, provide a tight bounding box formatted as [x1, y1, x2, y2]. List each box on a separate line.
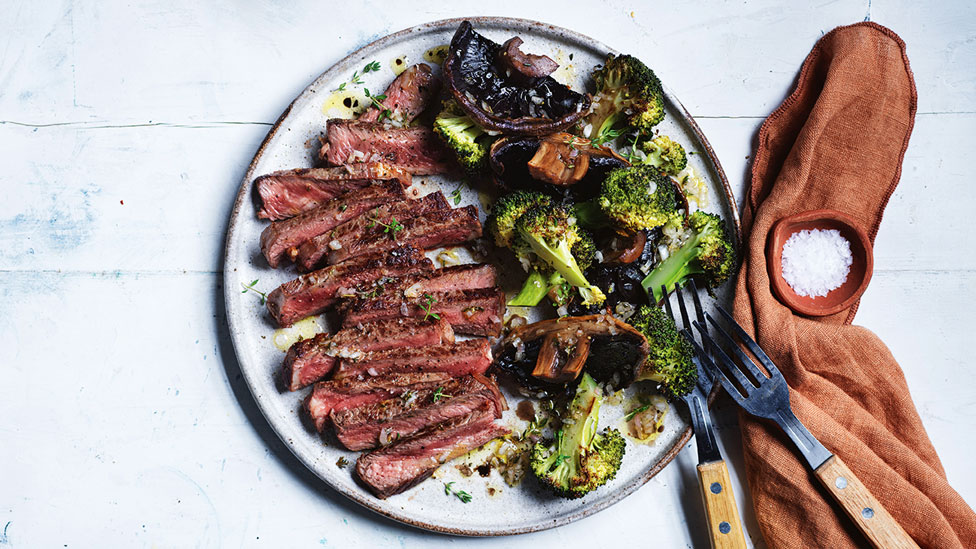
[575, 165, 681, 233]
[543, 231, 598, 308]
[495, 195, 601, 307]
[433, 101, 494, 174]
[586, 54, 665, 144]
[486, 191, 553, 249]
[628, 305, 697, 398]
[530, 373, 626, 498]
[572, 229, 597, 271]
[517, 205, 606, 306]
[638, 135, 687, 176]
[641, 211, 736, 302]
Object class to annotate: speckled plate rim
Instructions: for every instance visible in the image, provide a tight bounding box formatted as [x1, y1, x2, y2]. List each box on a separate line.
[223, 16, 741, 536]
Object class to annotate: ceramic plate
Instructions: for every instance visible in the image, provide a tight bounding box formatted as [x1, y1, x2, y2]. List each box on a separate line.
[223, 17, 741, 536]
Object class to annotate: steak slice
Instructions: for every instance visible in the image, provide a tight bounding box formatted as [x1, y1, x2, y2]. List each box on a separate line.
[340, 287, 504, 336]
[305, 372, 452, 432]
[318, 120, 452, 175]
[355, 408, 509, 498]
[332, 376, 499, 451]
[372, 263, 498, 299]
[296, 192, 449, 272]
[327, 205, 482, 265]
[359, 63, 439, 124]
[254, 163, 412, 220]
[260, 182, 404, 268]
[281, 317, 454, 391]
[266, 246, 432, 327]
[334, 338, 493, 380]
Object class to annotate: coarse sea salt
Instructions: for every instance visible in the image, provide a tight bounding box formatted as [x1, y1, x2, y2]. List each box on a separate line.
[781, 229, 853, 297]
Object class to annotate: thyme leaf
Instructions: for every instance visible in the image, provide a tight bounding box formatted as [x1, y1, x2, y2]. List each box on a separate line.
[449, 185, 463, 205]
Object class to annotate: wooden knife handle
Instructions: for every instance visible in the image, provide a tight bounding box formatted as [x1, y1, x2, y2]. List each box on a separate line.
[697, 460, 747, 549]
[814, 455, 919, 549]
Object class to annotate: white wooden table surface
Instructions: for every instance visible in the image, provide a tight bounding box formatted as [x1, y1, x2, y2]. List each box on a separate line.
[2, 1, 974, 547]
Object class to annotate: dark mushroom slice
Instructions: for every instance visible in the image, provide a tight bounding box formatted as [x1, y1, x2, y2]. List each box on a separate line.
[493, 314, 649, 394]
[443, 21, 591, 135]
[489, 135, 629, 197]
[497, 37, 559, 84]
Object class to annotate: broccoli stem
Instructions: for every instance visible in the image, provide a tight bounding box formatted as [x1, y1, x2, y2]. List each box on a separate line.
[508, 269, 549, 307]
[640, 232, 706, 302]
[521, 231, 590, 288]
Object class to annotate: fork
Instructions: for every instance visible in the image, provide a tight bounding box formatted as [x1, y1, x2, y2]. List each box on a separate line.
[686, 304, 919, 549]
[662, 280, 747, 549]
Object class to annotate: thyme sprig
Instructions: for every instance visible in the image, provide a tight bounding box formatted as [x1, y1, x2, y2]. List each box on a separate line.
[624, 403, 652, 421]
[443, 481, 472, 503]
[240, 279, 267, 305]
[364, 88, 392, 122]
[432, 386, 452, 402]
[449, 184, 463, 205]
[367, 214, 404, 240]
[336, 60, 383, 91]
[419, 293, 440, 321]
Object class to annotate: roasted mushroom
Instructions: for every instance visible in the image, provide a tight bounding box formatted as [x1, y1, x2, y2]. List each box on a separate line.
[497, 37, 559, 84]
[489, 135, 629, 197]
[493, 315, 649, 394]
[443, 21, 591, 135]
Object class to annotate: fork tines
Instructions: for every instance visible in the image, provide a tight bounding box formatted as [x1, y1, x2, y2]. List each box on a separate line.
[660, 280, 713, 395]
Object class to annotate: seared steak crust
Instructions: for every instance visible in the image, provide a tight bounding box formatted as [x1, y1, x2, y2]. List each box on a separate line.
[367, 263, 498, 299]
[326, 205, 482, 265]
[332, 376, 498, 451]
[260, 182, 404, 268]
[254, 163, 412, 220]
[281, 316, 454, 391]
[296, 192, 449, 272]
[305, 372, 453, 432]
[341, 287, 504, 336]
[334, 338, 492, 380]
[266, 246, 432, 327]
[355, 409, 509, 498]
[318, 120, 453, 176]
[359, 63, 439, 124]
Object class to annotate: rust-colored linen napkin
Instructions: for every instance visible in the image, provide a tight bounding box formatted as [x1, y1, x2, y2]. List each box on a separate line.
[733, 22, 976, 548]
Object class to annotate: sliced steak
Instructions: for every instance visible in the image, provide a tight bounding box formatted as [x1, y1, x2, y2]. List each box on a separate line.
[340, 287, 504, 336]
[296, 192, 449, 272]
[372, 263, 498, 299]
[260, 182, 404, 268]
[266, 246, 432, 327]
[281, 317, 454, 391]
[332, 376, 500, 451]
[318, 120, 452, 175]
[305, 372, 452, 432]
[334, 338, 493, 380]
[359, 63, 439, 124]
[254, 163, 412, 220]
[327, 205, 482, 265]
[355, 408, 509, 498]
[332, 388, 501, 450]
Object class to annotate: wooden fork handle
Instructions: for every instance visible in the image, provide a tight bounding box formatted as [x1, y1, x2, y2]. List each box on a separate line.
[814, 455, 919, 549]
[698, 460, 747, 549]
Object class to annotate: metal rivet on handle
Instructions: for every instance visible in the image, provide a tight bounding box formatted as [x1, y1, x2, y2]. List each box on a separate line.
[710, 482, 722, 494]
[719, 522, 731, 534]
[835, 476, 848, 489]
[862, 508, 875, 519]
